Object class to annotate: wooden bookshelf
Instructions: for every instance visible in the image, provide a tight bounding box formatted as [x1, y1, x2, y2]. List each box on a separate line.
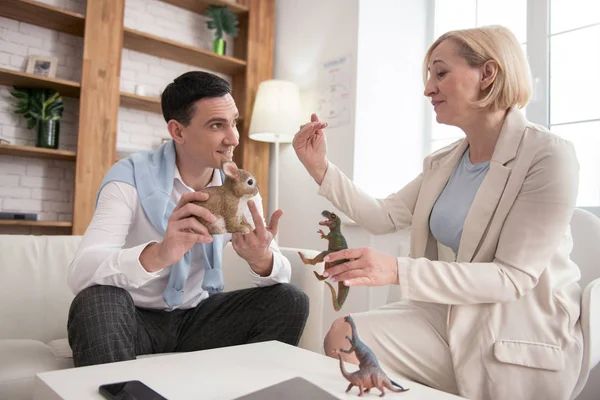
[0, 0, 274, 235]
[0, 0, 85, 37]
[123, 28, 247, 75]
[120, 92, 162, 114]
[161, 0, 249, 15]
[0, 67, 81, 98]
[0, 144, 76, 161]
[0, 220, 72, 228]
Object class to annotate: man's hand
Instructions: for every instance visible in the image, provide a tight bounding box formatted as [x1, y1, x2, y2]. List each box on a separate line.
[320, 247, 399, 287]
[139, 192, 217, 272]
[232, 200, 282, 277]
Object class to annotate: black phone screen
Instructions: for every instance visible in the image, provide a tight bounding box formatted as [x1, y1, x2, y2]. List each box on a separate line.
[99, 380, 168, 400]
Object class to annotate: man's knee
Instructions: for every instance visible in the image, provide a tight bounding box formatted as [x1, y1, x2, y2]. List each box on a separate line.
[324, 316, 351, 357]
[270, 283, 310, 316]
[68, 285, 134, 324]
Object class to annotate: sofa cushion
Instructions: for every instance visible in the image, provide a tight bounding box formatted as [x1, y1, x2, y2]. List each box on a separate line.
[47, 338, 177, 360]
[0, 235, 81, 343]
[47, 338, 73, 359]
[0, 339, 74, 400]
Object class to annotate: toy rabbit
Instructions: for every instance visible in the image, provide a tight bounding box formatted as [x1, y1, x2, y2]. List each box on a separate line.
[192, 158, 260, 234]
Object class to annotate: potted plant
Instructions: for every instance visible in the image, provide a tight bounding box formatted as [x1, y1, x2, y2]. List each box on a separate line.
[10, 87, 64, 149]
[205, 5, 239, 56]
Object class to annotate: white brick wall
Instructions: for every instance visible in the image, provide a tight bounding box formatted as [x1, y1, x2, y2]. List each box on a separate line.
[0, 155, 74, 221]
[0, 0, 237, 231]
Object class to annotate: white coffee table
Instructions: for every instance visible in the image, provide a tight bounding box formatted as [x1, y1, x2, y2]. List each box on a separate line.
[34, 341, 465, 399]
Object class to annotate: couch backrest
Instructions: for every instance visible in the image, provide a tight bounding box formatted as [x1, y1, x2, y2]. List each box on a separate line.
[0, 235, 82, 343]
[569, 208, 600, 288]
[0, 235, 325, 352]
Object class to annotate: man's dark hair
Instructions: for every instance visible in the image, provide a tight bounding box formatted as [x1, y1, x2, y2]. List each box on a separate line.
[161, 71, 231, 126]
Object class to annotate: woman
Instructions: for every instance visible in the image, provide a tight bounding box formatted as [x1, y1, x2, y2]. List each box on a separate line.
[293, 25, 583, 400]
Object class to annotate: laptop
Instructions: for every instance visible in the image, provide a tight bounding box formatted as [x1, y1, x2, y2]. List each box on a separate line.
[233, 377, 340, 400]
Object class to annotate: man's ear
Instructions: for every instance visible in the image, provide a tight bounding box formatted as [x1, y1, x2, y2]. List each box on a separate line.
[167, 120, 184, 144]
[480, 60, 498, 91]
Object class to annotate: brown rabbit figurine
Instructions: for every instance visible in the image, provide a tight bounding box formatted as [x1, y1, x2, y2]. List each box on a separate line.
[192, 158, 259, 234]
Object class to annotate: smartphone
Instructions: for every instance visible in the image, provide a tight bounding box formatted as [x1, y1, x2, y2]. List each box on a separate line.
[98, 380, 168, 400]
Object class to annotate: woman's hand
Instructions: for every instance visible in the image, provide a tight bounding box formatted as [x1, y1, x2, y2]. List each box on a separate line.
[292, 113, 329, 185]
[321, 248, 399, 286]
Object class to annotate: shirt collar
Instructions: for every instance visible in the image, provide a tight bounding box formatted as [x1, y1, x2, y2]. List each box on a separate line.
[173, 166, 222, 192]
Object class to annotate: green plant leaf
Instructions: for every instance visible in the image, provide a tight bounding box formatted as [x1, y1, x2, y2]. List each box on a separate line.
[9, 87, 63, 128]
[47, 102, 64, 118]
[10, 91, 27, 99]
[221, 9, 239, 37]
[28, 109, 42, 119]
[206, 5, 233, 40]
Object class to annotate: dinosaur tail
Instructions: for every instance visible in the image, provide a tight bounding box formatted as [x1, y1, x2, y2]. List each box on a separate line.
[324, 281, 350, 312]
[337, 282, 349, 309]
[337, 353, 353, 382]
[386, 379, 409, 393]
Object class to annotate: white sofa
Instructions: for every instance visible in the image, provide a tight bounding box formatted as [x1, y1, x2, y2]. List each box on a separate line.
[0, 235, 325, 400]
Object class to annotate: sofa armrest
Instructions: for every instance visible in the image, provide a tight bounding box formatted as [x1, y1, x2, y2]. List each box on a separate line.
[222, 244, 325, 354]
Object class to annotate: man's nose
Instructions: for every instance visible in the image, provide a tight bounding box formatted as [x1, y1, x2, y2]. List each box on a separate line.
[225, 125, 239, 146]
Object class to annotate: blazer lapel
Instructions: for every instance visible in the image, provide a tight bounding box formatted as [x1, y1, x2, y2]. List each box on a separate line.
[456, 107, 528, 262]
[411, 140, 468, 257]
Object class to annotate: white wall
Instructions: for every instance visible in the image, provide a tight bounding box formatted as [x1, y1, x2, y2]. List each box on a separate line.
[272, 0, 359, 248]
[354, 0, 428, 198]
[273, 0, 429, 340]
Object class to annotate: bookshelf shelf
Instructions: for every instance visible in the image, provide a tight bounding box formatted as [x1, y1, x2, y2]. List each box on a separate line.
[161, 0, 249, 15]
[0, 144, 77, 161]
[123, 28, 247, 75]
[120, 92, 162, 114]
[0, 0, 85, 37]
[0, 68, 81, 98]
[0, 220, 73, 228]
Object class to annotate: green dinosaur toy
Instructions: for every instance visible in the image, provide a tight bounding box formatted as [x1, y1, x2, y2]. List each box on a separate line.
[298, 210, 350, 311]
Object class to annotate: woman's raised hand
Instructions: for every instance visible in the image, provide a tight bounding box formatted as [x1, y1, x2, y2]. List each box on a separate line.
[292, 113, 329, 185]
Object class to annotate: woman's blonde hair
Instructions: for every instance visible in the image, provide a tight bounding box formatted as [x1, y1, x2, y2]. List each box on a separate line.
[423, 25, 532, 110]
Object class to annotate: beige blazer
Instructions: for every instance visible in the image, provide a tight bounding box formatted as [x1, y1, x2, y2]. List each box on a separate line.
[318, 107, 583, 400]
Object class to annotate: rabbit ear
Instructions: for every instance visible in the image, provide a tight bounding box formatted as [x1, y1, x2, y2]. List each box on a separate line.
[222, 160, 240, 180]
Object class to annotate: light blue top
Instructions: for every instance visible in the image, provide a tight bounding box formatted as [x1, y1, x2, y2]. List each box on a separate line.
[429, 147, 490, 255]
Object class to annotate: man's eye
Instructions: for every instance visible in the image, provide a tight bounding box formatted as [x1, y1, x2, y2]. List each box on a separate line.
[437, 71, 447, 79]
[232, 120, 238, 127]
[211, 123, 222, 129]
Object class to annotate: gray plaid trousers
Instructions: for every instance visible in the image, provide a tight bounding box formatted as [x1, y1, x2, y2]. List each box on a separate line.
[67, 283, 309, 367]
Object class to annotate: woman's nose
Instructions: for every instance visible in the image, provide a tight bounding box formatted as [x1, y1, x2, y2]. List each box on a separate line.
[424, 78, 436, 97]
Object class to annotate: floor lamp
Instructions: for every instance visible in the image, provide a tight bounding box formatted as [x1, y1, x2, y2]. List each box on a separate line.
[248, 80, 301, 239]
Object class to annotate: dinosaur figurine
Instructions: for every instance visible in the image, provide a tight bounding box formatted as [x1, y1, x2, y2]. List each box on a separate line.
[335, 315, 409, 397]
[298, 210, 350, 311]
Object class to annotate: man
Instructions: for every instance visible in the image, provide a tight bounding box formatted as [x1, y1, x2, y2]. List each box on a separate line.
[66, 71, 309, 367]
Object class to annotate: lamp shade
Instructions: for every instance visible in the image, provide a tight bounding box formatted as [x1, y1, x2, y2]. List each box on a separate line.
[248, 79, 301, 143]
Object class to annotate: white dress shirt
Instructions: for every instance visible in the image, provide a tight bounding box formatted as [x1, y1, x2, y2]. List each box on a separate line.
[67, 167, 291, 310]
